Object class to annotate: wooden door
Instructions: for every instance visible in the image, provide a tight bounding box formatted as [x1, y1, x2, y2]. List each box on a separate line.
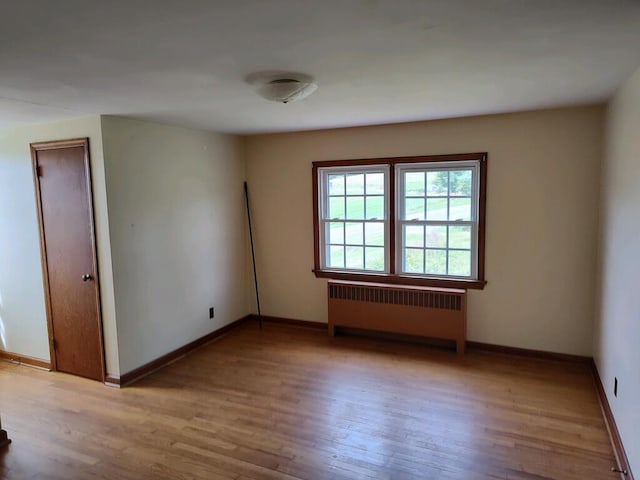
[31, 138, 105, 381]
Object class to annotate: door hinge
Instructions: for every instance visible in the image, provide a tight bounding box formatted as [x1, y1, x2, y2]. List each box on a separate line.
[36, 165, 43, 177]
[52, 338, 57, 350]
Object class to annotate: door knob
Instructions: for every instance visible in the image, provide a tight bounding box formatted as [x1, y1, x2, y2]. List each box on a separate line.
[82, 274, 92, 282]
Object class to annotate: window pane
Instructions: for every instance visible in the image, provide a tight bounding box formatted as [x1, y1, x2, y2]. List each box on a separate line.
[450, 170, 472, 196]
[449, 197, 471, 221]
[366, 173, 384, 195]
[328, 174, 345, 196]
[345, 222, 363, 245]
[449, 225, 471, 249]
[346, 196, 365, 219]
[405, 225, 424, 248]
[425, 226, 446, 248]
[426, 198, 447, 220]
[346, 174, 364, 195]
[404, 248, 424, 273]
[346, 246, 364, 269]
[405, 198, 425, 220]
[426, 171, 448, 196]
[365, 247, 385, 271]
[329, 197, 345, 219]
[328, 246, 344, 268]
[449, 250, 471, 276]
[425, 249, 446, 275]
[318, 160, 482, 281]
[328, 222, 344, 244]
[365, 222, 384, 246]
[405, 171, 425, 196]
[366, 196, 384, 219]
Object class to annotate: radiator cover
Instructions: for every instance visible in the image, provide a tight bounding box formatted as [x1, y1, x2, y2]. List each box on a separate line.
[328, 280, 467, 353]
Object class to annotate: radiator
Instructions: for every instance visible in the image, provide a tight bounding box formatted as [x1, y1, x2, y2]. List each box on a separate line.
[327, 280, 467, 353]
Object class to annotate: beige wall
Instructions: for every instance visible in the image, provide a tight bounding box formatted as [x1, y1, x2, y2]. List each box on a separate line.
[0, 114, 248, 378]
[594, 66, 640, 473]
[101, 116, 247, 374]
[0, 116, 120, 375]
[0, 105, 612, 382]
[246, 106, 603, 356]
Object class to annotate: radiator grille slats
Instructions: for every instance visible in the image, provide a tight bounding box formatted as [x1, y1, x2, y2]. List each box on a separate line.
[328, 284, 462, 311]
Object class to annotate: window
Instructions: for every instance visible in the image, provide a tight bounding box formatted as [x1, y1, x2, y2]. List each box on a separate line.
[319, 166, 390, 273]
[313, 153, 487, 289]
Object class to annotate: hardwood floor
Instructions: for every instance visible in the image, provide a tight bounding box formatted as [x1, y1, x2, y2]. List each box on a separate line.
[0, 322, 617, 479]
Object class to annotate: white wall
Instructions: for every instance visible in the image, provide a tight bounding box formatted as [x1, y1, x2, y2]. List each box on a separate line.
[0, 116, 120, 375]
[100, 116, 247, 375]
[594, 66, 640, 474]
[245, 106, 603, 356]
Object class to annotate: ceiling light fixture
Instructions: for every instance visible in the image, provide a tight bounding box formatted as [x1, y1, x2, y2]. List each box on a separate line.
[246, 72, 318, 104]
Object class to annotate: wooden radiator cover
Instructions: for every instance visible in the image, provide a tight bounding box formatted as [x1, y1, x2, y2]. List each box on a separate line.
[328, 280, 467, 353]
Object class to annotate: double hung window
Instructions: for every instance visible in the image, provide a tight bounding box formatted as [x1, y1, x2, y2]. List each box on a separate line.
[313, 153, 487, 289]
[319, 166, 389, 273]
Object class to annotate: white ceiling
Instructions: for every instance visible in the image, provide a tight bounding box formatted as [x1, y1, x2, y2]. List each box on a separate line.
[1, 0, 640, 134]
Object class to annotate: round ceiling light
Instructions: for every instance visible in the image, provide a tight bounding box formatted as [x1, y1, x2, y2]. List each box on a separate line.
[246, 72, 318, 104]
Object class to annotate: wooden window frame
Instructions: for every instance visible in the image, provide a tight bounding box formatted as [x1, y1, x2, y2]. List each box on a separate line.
[313, 153, 487, 290]
[317, 164, 390, 274]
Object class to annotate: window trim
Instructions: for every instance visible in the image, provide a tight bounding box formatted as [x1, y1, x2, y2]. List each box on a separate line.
[395, 160, 480, 280]
[312, 153, 487, 290]
[318, 164, 391, 274]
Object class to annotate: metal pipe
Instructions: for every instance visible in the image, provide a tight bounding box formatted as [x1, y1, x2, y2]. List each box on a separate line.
[244, 182, 262, 330]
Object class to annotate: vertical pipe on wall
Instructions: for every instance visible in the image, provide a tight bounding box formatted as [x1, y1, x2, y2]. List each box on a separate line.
[244, 182, 262, 330]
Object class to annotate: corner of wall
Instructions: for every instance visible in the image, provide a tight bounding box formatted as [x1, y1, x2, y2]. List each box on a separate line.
[100, 117, 250, 374]
[95, 115, 120, 376]
[593, 65, 640, 476]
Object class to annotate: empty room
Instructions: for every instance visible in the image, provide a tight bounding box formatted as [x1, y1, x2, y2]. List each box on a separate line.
[1, 1, 639, 479]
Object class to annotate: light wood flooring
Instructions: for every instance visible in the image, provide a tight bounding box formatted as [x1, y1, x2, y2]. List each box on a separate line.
[0, 322, 617, 479]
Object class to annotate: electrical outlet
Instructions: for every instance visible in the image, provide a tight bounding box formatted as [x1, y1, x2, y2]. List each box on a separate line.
[209, 307, 214, 319]
[614, 377, 618, 397]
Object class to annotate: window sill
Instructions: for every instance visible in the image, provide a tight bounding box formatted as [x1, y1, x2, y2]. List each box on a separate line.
[313, 269, 486, 290]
